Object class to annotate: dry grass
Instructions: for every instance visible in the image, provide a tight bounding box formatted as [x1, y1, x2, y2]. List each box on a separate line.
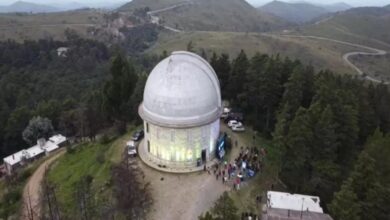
[0, 9, 104, 41]
[351, 54, 390, 82]
[149, 31, 370, 74]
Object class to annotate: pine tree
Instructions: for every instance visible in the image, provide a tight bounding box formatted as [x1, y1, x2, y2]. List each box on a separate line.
[102, 54, 138, 123]
[210, 52, 218, 71]
[226, 50, 249, 103]
[210, 53, 231, 99]
[348, 152, 376, 200]
[243, 53, 268, 115]
[212, 192, 239, 220]
[198, 212, 215, 220]
[254, 58, 282, 133]
[329, 181, 361, 220]
[308, 104, 341, 201]
[281, 107, 313, 192]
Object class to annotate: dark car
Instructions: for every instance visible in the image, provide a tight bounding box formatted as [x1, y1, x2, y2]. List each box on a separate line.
[131, 130, 144, 141]
[224, 112, 244, 123]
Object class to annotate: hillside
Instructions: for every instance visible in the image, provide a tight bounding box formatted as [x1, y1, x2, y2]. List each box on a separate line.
[321, 2, 352, 12]
[149, 31, 372, 74]
[0, 9, 103, 41]
[119, 0, 186, 11]
[0, 1, 58, 13]
[300, 6, 390, 48]
[259, 1, 329, 23]
[120, 0, 290, 32]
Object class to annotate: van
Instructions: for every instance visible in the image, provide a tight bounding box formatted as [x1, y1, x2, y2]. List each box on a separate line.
[127, 141, 139, 157]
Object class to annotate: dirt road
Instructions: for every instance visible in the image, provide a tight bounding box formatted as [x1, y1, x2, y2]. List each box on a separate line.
[21, 149, 65, 220]
[265, 34, 389, 84]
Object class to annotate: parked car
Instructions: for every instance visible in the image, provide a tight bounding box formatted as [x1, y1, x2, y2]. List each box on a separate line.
[223, 107, 231, 113]
[224, 112, 244, 123]
[131, 130, 144, 141]
[232, 125, 245, 132]
[127, 141, 138, 157]
[228, 120, 242, 128]
[221, 112, 229, 119]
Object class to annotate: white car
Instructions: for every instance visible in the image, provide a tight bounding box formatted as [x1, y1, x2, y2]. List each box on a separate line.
[127, 141, 138, 157]
[232, 125, 245, 132]
[228, 120, 242, 128]
[223, 107, 231, 113]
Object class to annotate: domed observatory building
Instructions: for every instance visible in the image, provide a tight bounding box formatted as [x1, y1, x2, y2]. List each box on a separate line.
[138, 51, 222, 171]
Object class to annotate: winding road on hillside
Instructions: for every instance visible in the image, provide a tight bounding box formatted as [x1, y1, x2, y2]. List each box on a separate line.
[21, 149, 65, 220]
[147, 1, 192, 33]
[269, 34, 389, 84]
[148, 3, 389, 84]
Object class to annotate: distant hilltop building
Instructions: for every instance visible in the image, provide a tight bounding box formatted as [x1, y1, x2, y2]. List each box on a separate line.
[138, 51, 222, 172]
[262, 191, 333, 220]
[2, 134, 67, 175]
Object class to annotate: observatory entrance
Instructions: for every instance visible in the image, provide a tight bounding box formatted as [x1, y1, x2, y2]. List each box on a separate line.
[201, 149, 207, 163]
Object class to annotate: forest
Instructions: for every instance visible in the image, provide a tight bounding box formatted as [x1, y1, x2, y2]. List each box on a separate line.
[0, 34, 111, 158]
[210, 50, 390, 219]
[0, 34, 389, 219]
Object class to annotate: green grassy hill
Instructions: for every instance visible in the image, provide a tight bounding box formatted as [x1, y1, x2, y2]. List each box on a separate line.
[0, 9, 103, 41]
[300, 6, 390, 49]
[149, 31, 368, 74]
[120, 0, 290, 32]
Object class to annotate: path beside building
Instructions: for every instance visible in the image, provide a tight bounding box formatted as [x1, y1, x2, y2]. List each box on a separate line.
[21, 149, 65, 220]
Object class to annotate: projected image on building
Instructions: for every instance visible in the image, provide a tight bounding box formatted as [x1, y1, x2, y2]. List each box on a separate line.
[145, 120, 220, 165]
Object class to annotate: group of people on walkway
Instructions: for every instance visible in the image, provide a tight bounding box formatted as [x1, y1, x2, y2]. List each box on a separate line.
[205, 145, 267, 191]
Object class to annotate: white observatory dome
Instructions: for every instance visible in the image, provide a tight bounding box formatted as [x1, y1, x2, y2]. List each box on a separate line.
[139, 51, 222, 128]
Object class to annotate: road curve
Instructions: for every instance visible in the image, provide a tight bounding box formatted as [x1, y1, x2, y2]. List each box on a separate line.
[21, 149, 65, 220]
[147, 1, 191, 15]
[148, 2, 389, 84]
[146, 1, 192, 33]
[264, 34, 389, 84]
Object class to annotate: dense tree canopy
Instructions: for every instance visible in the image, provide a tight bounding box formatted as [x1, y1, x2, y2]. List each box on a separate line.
[0, 38, 110, 157]
[209, 51, 390, 218]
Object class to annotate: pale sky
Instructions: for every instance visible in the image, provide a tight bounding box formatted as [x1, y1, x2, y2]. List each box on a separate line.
[247, 0, 389, 7]
[0, 0, 388, 7]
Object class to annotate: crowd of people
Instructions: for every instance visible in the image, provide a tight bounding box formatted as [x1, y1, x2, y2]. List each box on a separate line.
[206, 145, 266, 191]
[202, 135, 268, 220]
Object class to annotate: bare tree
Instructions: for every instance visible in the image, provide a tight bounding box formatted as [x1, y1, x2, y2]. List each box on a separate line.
[111, 159, 152, 219]
[41, 168, 61, 220]
[74, 175, 96, 220]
